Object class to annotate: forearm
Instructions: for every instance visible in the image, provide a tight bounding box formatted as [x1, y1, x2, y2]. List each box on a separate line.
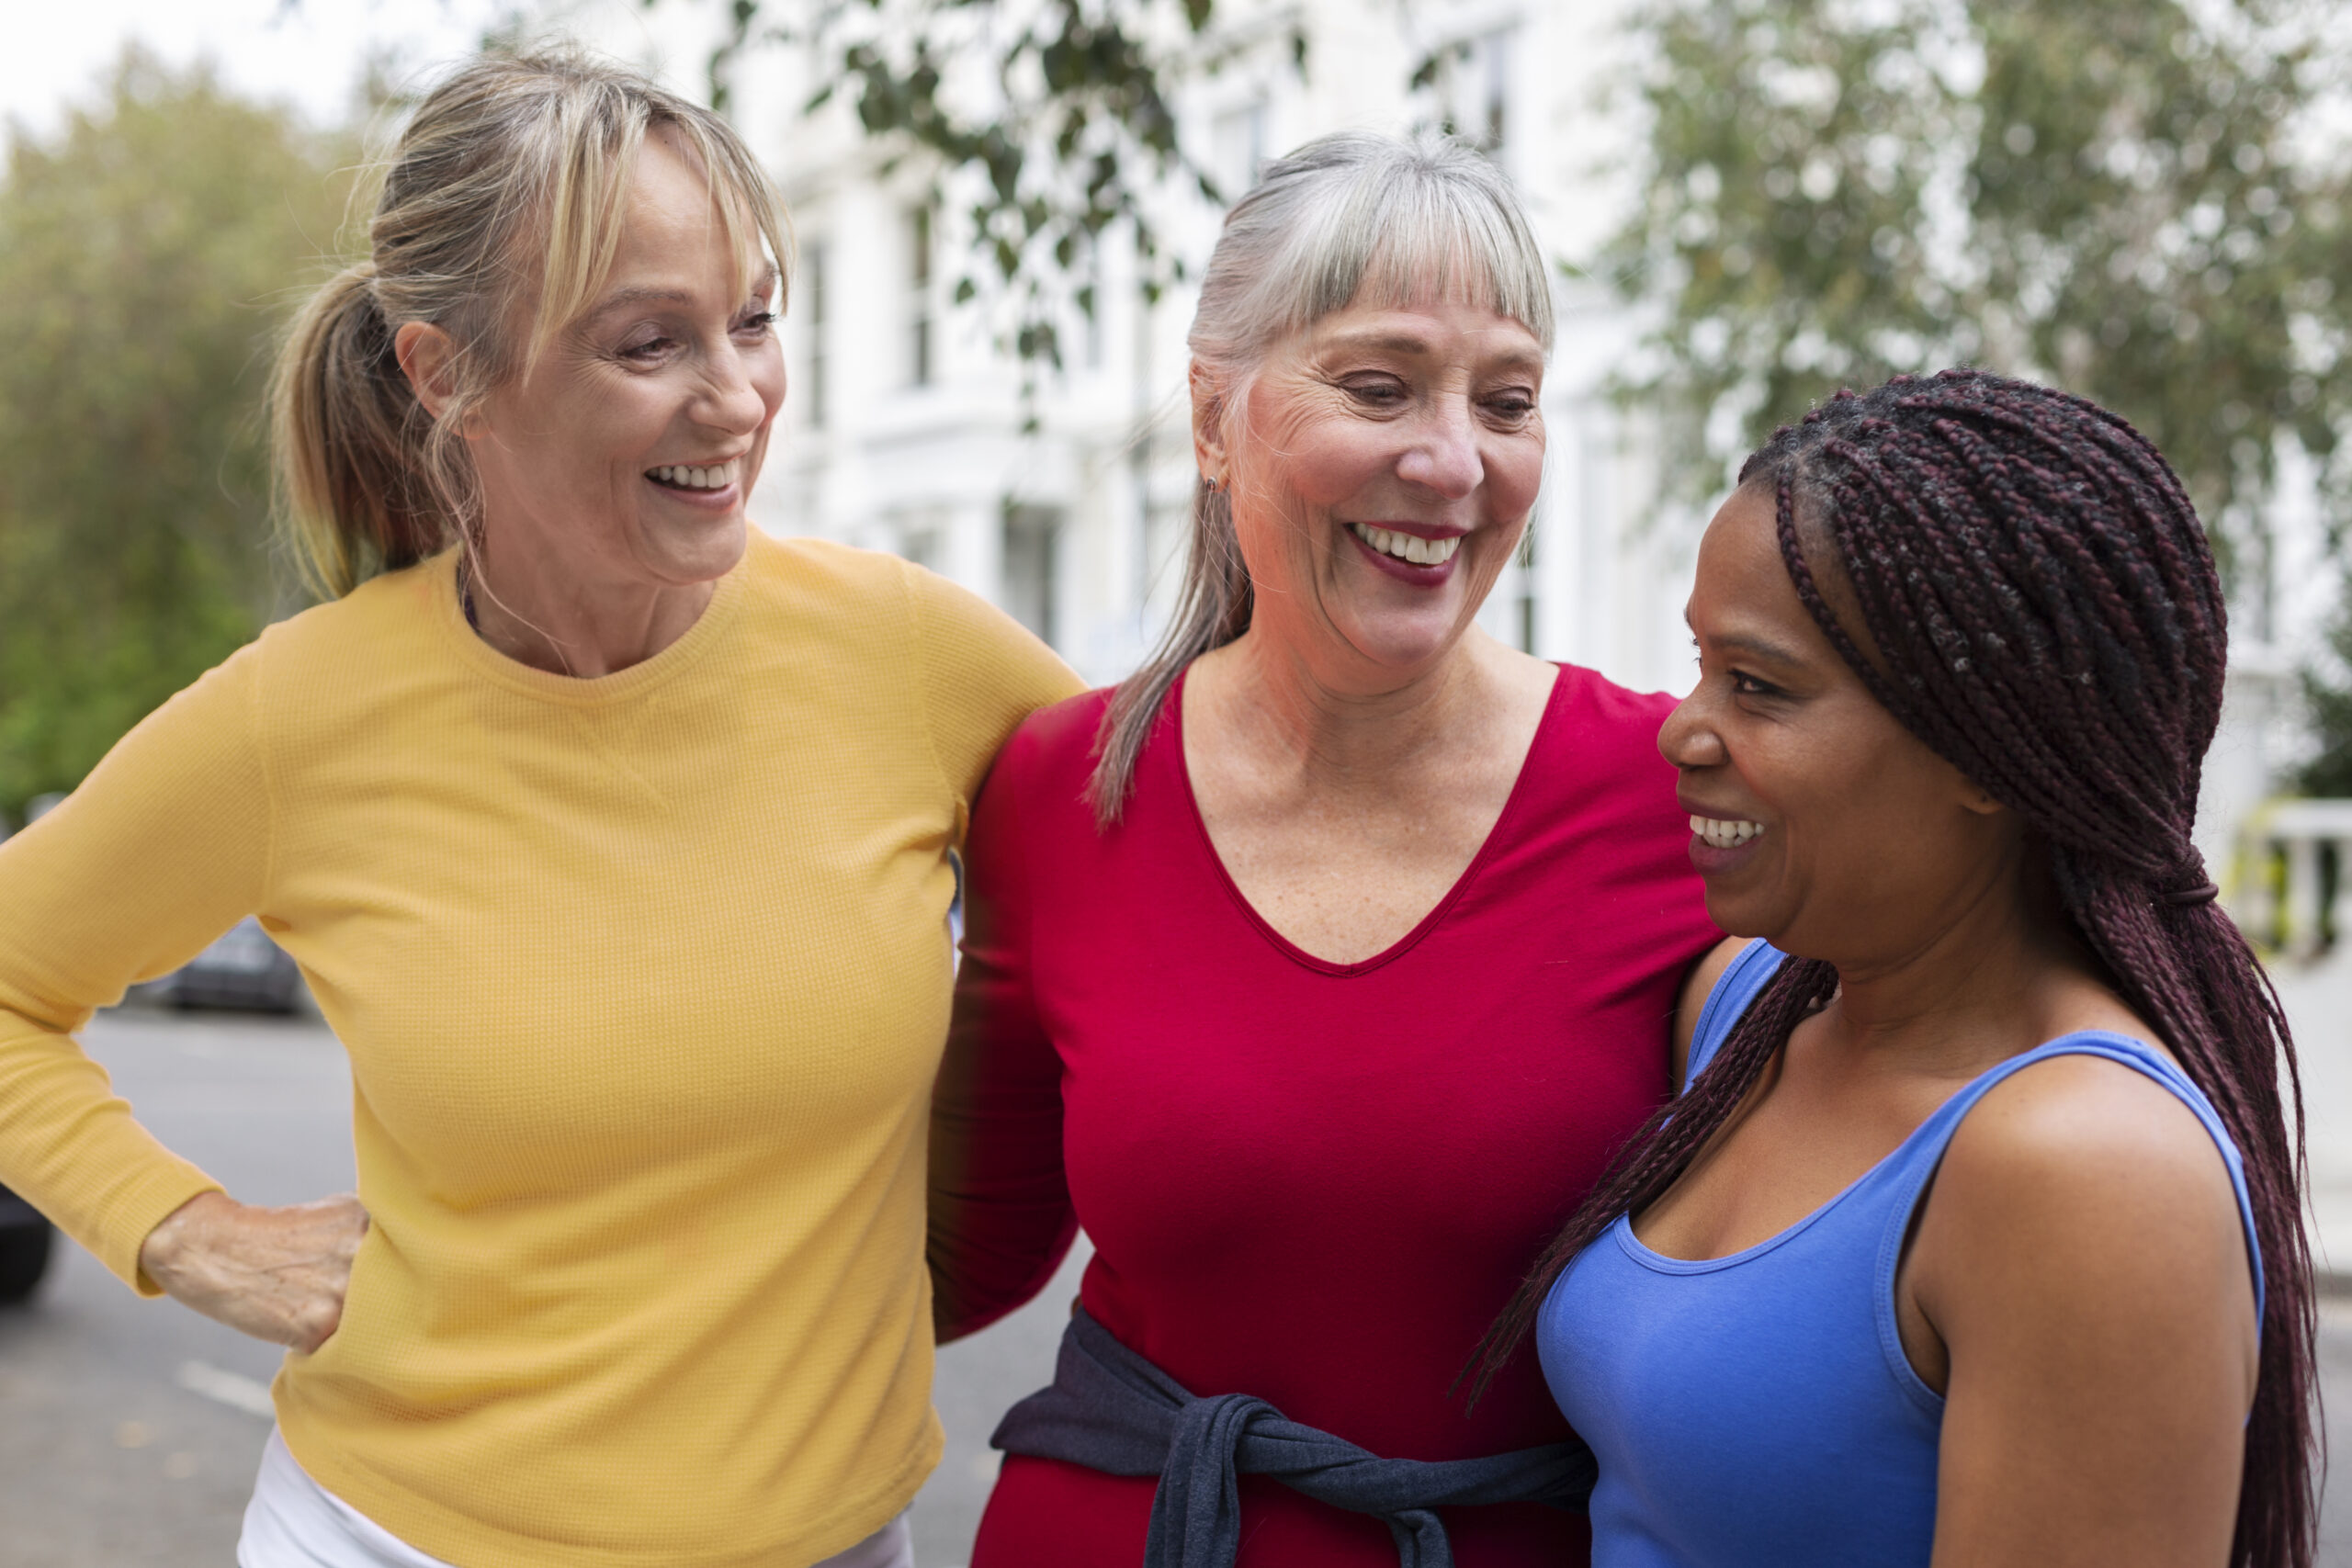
[927, 946, 1076, 1342]
[927, 1115, 1078, 1343]
[0, 648, 274, 1289]
[0, 1011, 222, 1291]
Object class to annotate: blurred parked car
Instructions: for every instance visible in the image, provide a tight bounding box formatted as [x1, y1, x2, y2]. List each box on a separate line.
[152, 917, 308, 1014]
[0, 1182, 52, 1305]
[0, 817, 51, 1304]
[24, 795, 306, 1013]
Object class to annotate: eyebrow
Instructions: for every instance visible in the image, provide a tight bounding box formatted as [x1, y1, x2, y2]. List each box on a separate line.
[1329, 332, 1438, 355]
[593, 287, 695, 312]
[588, 265, 780, 317]
[1713, 630, 1810, 664]
[1320, 329, 1546, 370]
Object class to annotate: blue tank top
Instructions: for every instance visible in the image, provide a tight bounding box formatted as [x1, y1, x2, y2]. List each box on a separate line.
[1535, 940, 2265, 1568]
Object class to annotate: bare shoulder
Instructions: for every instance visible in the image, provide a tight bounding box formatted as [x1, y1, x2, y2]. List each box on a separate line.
[1943, 1049, 2238, 1204]
[1923, 1047, 2254, 1323]
[1671, 935, 1756, 1085]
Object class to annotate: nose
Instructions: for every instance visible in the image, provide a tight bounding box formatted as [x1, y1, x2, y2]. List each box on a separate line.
[1395, 395, 1484, 500]
[696, 340, 778, 435]
[1658, 689, 1727, 771]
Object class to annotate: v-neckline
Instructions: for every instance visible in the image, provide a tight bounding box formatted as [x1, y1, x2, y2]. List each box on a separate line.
[1169, 662, 1567, 976]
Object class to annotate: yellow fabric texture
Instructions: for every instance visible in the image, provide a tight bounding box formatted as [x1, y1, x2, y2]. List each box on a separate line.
[0, 535, 1079, 1568]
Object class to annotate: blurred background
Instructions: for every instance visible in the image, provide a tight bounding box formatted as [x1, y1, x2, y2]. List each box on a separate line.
[4, 0, 2352, 1562]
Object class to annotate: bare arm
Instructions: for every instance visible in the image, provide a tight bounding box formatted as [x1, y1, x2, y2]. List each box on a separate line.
[1914, 1055, 2258, 1568]
[1670, 936, 1751, 1089]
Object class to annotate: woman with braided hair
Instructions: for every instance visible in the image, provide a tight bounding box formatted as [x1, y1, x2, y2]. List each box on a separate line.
[1506, 369, 2313, 1568]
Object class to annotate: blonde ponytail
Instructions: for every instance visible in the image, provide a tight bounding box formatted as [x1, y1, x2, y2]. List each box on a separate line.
[271, 261, 442, 598]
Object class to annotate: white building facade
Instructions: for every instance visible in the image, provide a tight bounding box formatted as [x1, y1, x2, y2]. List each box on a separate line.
[571, 0, 2352, 1248]
[582, 0, 1713, 701]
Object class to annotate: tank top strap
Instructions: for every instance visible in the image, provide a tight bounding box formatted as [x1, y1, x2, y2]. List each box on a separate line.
[1685, 940, 1791, 1089]
[1868, 1031, 2267, 1334]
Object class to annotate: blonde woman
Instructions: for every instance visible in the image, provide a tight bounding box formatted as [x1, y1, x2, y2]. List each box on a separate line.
[0, 50, 1075, 1568]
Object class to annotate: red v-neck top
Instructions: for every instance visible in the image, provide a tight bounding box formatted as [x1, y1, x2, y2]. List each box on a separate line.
[930, 666, 1718, 1567]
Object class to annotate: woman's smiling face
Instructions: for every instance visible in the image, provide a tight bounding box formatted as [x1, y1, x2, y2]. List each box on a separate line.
[467, 126, 786, 593]
[1663, 481, 2018, 962]
[1201, 293, 1546, 681]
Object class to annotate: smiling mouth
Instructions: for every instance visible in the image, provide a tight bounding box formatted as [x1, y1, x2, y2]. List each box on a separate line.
[647, 461, 740, 492]
[1690, 814, 1764, 849]
[1348, 523, 1461, 567]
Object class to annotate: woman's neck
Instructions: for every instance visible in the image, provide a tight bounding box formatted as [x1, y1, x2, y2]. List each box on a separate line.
[1190, 625, 1531, 794]
[1812, 857, 2124, 1077]
[461, 552, 718, 679]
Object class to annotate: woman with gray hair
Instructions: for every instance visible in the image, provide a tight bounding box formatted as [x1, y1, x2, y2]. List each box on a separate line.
[927, 132, 1719, 1567]
[0, 48, 1074, 1568]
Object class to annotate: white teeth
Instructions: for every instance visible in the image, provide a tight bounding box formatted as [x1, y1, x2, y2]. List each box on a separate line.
[1348, 523, 1462, 566]
[650, 462, 736, 491]
[1689, 813, 1764, 850]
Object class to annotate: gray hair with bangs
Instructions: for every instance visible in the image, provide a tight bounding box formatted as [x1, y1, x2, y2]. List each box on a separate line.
[1086, 130, 1555, 824]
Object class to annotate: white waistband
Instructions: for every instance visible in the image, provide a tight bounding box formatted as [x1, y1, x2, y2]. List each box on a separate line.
[237, 1427, 917, 1568]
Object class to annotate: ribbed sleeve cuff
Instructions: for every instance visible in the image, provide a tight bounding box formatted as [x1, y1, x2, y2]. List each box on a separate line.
[103, 1165, 226, 1296]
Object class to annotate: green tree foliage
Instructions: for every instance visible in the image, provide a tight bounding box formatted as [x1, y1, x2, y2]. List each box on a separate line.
[673, 0, 1302, 369]
[1611, 0, 2352, 562]
[0, 53, 352, 822]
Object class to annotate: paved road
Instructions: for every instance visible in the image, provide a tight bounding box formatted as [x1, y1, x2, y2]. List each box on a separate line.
[2, 1006, 2348, 1565]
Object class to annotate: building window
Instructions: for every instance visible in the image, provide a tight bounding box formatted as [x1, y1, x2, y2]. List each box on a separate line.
[1211, 101, 1267, 203]
[1441, 29, 1515, 157]
[805, 239, 828, 429]
[1080, 234, 1104, 372]
[1476, 29, 1512, 152]
[1515, 523, 1538, 653]
[899, 525, 939, 573]
[1001, 504, 1061, 649]
[908, 205, 933, 388]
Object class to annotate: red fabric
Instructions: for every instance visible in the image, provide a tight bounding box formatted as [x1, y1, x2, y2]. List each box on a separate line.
[930, 667, 1718, 1568]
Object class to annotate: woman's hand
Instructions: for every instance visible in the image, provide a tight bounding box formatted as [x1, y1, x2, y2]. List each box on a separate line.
[137, 1190, 369, 1353]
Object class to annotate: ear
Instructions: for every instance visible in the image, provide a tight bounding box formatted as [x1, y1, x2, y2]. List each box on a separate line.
[1190, 360, 1231, 491]
[393, 321, 464, 424]
[1957, 777, 2006, 817]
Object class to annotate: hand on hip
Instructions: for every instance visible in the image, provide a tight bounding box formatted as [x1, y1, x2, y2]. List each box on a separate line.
[140, 1190, 369, 1352]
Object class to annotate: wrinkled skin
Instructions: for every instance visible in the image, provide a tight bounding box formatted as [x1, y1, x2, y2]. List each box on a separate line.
[1181, 290, 1560, 965]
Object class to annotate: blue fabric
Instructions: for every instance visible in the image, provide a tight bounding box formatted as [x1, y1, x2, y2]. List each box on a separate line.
[992, 1307, 1595, 1568]
[1536, 942, 2265, 1568]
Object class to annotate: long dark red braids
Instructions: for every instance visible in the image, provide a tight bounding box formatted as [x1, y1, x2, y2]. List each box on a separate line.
[1475, 368, 2315, 1568]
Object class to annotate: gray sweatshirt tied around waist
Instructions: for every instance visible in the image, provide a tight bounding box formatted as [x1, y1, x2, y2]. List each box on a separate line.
[989, 1306, 1598, 1568]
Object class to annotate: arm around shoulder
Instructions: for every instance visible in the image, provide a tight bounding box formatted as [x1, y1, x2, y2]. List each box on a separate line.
[928, 714, 1080, 1342]
[1671, 935, 1751, 1089]
[901, 559, 1084, 816]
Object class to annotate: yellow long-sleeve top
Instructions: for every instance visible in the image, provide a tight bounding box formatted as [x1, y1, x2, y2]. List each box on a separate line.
[0, 534, 1079, 1568]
